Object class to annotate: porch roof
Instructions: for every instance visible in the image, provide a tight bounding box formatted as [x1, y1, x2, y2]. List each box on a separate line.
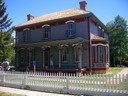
[16, 37, 88, 48]
[92, 36, 106, 41]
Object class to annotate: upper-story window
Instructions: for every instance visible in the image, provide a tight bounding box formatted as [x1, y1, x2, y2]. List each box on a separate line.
[98, 26, 104, 38]
[42, 24, 50, 39]
[23, 28, 30, 42]
[66, 20, 76, 37]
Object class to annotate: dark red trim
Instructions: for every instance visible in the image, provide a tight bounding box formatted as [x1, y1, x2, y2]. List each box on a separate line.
[36, 25, 42, 29]
[16, 17, 85, 32]
[29, 26, 34, 30]
[18, 67, 86, 73]
[87, 17, 91, 71]
[96, 46, 98, 63]
[92, 41, 107, 44]
[16, 29, 23, 32]
[87, 17, 90, 40]
[93, 46, 95, 63]
[106, 46, 108, 63]
[74, 18, 85, 22]
[46, 68, 86, 73]
[91, 19, 97, 25]
[92, 68, 109, 71]
[49, 22, 56, 26]
[42, 48, 44, 68]
[58, 21, 65, 25]
[104, 47, 106, 63]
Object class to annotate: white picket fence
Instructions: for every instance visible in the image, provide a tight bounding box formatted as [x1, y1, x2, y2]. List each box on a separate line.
[0, 71, 128, 96]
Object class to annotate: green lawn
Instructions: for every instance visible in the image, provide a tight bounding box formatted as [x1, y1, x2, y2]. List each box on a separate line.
[0, 91, 25, 96]
[106, 67, 128, 75]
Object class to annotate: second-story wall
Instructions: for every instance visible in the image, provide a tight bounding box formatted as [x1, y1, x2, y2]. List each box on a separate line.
[90, 20, 98, 39]
[16, 19, 88, 44]
[90, 20, 108, 40]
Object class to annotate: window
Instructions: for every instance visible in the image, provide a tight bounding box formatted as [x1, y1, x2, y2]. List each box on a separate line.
[66, 22, 76, 37]
[61, 47, 68, 62]
[43, 26, 50, 39]
[23, 30, 30, 42]
[98, 28, 104, 37]
[74, 46, 79, 62]
[98, 46, 103, 63]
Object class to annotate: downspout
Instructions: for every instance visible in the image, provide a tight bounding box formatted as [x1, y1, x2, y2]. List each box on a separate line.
[87, 16, 92, 74]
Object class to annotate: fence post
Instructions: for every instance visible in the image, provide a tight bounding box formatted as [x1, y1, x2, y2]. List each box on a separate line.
[22, 74, 27, 88]
[1, 72, 5, 85]
[66, 77, 69, 89]
[126, 74, 128, 91]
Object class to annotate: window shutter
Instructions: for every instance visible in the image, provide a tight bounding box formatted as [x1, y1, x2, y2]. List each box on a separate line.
[28, 31, 31, 42]
[48, 27, 51, 39]
[65, 24, 68, 38]
[72, 23, 76, 35]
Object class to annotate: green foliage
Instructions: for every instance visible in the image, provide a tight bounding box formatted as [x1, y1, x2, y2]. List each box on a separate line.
[0, 28, 15, 63]
[0, 0, 12, 29]
[0, 0, 15, 64]
[106, 15, 128, 66]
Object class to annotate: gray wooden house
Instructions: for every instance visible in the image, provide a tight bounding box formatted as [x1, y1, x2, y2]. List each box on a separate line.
[15, 1, 109, 73]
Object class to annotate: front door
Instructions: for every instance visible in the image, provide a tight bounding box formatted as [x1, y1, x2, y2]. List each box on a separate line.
[44, 48, 50, 68]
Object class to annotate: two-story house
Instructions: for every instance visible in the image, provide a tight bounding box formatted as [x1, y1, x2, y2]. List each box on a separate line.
[15, 1, 109, 73]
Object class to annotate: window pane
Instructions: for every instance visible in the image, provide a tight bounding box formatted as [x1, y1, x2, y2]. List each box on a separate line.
[43, 27, 50, 39]
[67, 23, 75, 37]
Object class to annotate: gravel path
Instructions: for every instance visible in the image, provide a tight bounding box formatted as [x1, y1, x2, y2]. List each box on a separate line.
[0, 86, 72, 96]
[116, 68, 128, 76]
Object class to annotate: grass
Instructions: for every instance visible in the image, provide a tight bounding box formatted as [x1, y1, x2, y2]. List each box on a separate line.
[0, 91, 25, 96]
[106, 67, 128, 75]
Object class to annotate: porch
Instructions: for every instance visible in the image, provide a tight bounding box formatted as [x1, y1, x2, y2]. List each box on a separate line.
[15, 37, 88, 73]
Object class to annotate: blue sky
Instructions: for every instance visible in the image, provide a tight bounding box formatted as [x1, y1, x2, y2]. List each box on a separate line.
[4, 0, 128, 36]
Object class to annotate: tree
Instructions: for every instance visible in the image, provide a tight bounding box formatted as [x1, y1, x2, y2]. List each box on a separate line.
[0, 0, 12, 29]
[106, 15, 128, 66]
[0, 0, 15, 64]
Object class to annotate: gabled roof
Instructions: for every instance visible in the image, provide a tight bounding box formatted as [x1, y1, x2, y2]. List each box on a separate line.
[92, 36, 106, 41]
[16, 8, 90, 28]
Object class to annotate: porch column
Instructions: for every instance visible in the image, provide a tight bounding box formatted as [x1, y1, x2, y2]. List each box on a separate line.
[28, 48, 32, 67]
[79, 44, 82, 69]
[42, 47, 45, 68]
[28, 48, 34, 67]
[58, 45, 61, 68]
[15, 49, 19, 67]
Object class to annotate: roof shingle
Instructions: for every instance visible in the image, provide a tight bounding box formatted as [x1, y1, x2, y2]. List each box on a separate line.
[16, 8, 90, 28]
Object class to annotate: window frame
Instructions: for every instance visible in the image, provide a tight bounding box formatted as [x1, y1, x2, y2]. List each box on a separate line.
[43, 27, 49, 39]
[66, 20, 76, 37]
[61, 47, 68, 63]
[42, 25, 50, 40]
[98, 46, 104, 63]
[67, 23, 74, 36]
[23, 28, 30, 42]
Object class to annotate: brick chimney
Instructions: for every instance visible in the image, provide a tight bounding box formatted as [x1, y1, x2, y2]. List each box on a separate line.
[79, 1, 87, 11]
[27, 14, 34, 21]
